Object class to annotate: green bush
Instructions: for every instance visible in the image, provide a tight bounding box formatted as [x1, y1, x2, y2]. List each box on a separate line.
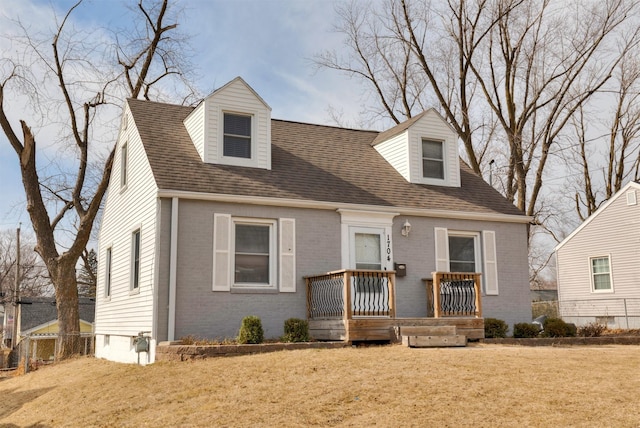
[484, 318, 508, 338]
[542, 317, 575, 337]
[513, 323, 540, 338]
[282, 318, 311, 343]
[237, 316, 264, 344]
[578, 322, 607, 337]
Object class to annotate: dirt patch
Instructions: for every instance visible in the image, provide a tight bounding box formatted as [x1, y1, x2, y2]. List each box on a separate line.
[1, 344, 640, 427]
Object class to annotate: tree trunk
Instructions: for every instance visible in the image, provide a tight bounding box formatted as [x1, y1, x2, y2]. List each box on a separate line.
[52, 261, 81, 357]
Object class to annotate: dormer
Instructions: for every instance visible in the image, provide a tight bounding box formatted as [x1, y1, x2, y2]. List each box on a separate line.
[372, 109, 460, 187]
[184, 77, 272, 169]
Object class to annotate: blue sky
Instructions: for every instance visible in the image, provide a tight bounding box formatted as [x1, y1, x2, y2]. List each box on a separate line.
[0, 0, 368, 231]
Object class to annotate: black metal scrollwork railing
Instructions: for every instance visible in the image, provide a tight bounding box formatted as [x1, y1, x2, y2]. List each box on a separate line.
[427, 272, 482, 318]
[306, 270, 396, 320]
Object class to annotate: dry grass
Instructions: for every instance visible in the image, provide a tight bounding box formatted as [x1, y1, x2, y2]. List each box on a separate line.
[1, 344, 640, 427]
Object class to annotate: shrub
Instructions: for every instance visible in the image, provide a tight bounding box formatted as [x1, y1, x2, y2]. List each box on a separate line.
[542, 317, 575, 337]
[513, 323, 540, 338]
[237, 316, 264, 344]
[578, 322, 607, 337]
[282, 318, 311, 343]
[484, 318, 508, 338]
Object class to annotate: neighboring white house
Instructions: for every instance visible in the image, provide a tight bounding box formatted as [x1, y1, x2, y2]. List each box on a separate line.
[555, 181, 640, 328]
[95, 77, 532, 364]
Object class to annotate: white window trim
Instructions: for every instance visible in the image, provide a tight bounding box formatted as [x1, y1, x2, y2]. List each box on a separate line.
[447, 231, 482, 274]
[120, 142, 128, 190]
[421, 139, 446, 181]
[104, 246, 112, 300]
[219, 110, 258, 168]
[130, 227, 141, 294]
[416, 138, 448, 186]
[231, 218, 277, 289]
[589, 255, 614, 294]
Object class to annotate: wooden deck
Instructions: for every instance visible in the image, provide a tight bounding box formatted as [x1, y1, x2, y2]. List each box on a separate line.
[306, 270, 485, 344]
[309, 317, 484, 343]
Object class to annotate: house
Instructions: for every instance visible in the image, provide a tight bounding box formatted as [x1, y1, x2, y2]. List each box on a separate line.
[95, 77, 531, 364]
[16, 297, 95, 362]
[555, 181, 640, 329]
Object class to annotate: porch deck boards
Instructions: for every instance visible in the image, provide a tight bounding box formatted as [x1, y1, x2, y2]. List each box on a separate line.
[310, 317, 484, 342]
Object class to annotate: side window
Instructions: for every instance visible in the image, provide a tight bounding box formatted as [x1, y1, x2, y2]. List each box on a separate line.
[422, 139, 444, 179]
[131, 229, 141, 290]
[590, 256, 612, 292]
[120, 142, 128, 188]
[105, 247, 112, 298]
[223, 113, 252, 159]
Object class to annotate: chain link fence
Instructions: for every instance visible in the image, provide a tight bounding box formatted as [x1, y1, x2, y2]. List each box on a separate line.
[533, 298, 640, 329]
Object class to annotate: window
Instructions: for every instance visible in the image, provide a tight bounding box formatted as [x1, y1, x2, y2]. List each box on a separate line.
[355, 233, 382, 270]
[104, 335, 110, 347]
[105, 247, 112, 298]
[120, 142, 128, 187]
[590, 256, 612, 292]
[223, 113, 251, 158]
[233, 219, 276, 287]
[131, 229, 141, 290]
[422, 139, 444, 179]
[448, 235, 478, 273]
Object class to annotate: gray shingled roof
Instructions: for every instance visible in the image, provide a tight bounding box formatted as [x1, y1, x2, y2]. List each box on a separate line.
[20, 297, 95, 333]
[128, 98, 524, 217]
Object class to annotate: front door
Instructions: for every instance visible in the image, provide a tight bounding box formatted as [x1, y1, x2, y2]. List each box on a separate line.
[349, 227, 389, 316]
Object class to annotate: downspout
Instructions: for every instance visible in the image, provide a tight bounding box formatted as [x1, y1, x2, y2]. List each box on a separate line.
[168, 197, 179, 341]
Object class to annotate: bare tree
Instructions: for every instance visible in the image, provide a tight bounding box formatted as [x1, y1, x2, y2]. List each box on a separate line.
[0, 0, 198, 358]
[571, 51, 640, 221]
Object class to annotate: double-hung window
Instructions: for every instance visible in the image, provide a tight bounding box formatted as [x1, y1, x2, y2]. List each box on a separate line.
[233, 219, 276, 287]
[131, 229, 141, 290]
[590, 256, 612, 292]
[422, 139, 444, 179]
[223, 113, 252, 159]
[448, 234, 479, 273]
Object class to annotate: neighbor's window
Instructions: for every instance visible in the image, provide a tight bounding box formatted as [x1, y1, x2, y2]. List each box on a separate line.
[591, 256, 612, 292]
[233, 219, 276, 287]
[120, 142, 128, 187]
[105, 247, 112, 298]
[131, 229, 141, 290]
[422, 139, 444, 179]
[223, 113, 252, 158]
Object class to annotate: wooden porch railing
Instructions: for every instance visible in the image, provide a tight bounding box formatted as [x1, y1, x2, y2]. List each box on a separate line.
[424, 272, 482, 318]
[305, 270, 396, 320]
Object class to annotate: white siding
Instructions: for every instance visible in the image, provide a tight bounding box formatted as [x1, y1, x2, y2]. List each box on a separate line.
[183, 102, 206, 161]
[374, 131, 411, 181]
[557, 187, 640, 306]
[95, 102, 160, 364]
[203, 78, 271, 169]
[407, 110, 460, 187]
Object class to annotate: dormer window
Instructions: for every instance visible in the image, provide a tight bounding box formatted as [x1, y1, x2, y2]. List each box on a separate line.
[422, 139, 444, 179]
[223, 113, 252, 159]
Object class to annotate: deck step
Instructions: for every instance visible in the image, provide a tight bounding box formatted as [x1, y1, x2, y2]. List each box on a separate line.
[402, 335, 467, 348]
[399, 325, 457, 337]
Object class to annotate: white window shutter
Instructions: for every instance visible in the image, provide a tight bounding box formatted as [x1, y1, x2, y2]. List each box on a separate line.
[279, 218, 296, 292]
[213, 213, 231, 291]
[434, 227, 449, 272]
[482, 230, 499, 295]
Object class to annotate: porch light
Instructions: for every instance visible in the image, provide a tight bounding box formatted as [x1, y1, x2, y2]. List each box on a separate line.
[401, 219, 412, 237]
